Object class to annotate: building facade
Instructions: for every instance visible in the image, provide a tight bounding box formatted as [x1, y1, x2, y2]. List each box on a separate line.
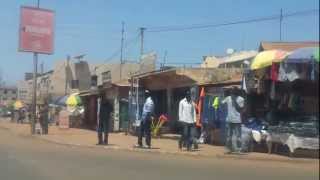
[0, 86, 17, 106]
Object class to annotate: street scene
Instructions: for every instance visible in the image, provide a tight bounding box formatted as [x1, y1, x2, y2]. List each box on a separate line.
[0, 0, 319, 179]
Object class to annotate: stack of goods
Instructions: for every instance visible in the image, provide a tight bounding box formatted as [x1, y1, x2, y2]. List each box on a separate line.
[268, 116, 319, 138]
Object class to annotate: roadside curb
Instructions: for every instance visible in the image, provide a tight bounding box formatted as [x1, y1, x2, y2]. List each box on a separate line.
[0, 124, 317, 164]
[35, 135, 317, 164]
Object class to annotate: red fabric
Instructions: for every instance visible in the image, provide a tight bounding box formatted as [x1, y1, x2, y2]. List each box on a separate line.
[196, 87, 205, 127]
[271, 63, 279, 82]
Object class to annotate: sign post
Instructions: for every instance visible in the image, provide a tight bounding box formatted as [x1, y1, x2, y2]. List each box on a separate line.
[18, 3, 54, 134]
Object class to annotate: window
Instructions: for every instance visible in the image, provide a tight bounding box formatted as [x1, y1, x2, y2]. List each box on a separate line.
[102, 71, 111, 83]
[4, 90, 7, 94]
[71, 80, 79, 89]
[91, 75, 98, 87]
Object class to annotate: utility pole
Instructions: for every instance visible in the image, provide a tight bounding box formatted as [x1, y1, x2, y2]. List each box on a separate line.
[65, 55, 70, 95]
[139, 27, 146, 59]
[40, 62, 44, 74]
[31, 0, 40, 134]
[120, 21, 125, 80]
[279, 8, 283, 41]
[162, 50, 168, 68]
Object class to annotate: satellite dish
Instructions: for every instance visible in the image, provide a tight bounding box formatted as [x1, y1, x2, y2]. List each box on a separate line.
[226, 48, 234, 55]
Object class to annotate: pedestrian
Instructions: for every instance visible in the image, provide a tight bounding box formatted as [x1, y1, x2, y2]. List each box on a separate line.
[222, 87, 245, 154]
[178, 90, 198, 151]
[97, 96, 113, 145]
[17, 109, 24, 124]
[39, 102, 49, 135]
[136, 90, 154, 149]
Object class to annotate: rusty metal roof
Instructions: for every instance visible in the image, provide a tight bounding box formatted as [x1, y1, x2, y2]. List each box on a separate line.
[259, 41, 319, 52]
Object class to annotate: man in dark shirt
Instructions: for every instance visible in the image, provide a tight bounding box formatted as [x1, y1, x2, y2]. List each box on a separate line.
[97, 97, 113, 145]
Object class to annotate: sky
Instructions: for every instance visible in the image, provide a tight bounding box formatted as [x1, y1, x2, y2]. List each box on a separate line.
[0, 0, 319, 85]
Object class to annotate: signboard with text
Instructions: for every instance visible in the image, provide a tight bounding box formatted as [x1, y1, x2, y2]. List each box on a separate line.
[19, 6, 54, 54]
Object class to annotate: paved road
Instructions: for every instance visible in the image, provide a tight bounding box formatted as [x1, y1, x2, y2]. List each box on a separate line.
[0, 128, 318, 180]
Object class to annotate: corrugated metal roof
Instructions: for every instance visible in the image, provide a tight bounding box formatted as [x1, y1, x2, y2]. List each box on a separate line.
[259, 41, 319, 52]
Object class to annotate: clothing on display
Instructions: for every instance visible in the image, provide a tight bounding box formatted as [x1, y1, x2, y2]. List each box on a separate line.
[268, 118, 319, 138]
[278, 63, 312, 82]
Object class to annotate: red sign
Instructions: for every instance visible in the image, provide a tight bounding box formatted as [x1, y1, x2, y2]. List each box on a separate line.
[19, 6, 54, 54]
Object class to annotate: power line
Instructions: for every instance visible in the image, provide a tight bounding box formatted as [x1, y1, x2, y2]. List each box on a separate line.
[95, 33, 140, 70]
[147, 9, 319, 33]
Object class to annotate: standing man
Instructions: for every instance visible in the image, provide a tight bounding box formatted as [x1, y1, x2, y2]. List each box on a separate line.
[222, 87, 245, 154]
[38, 100, 49, 135]
[178, 90, 198, 151]
[97, 96, 113, 145]
[136, 90, 154, 149]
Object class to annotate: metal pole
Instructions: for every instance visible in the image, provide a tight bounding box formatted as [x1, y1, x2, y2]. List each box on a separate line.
[120, 22, 125, 80]
[139, 27, 146, 59]
[31, 0, 40, 135]
[31, 53, 38, 134]
[280, 8, 283, 41]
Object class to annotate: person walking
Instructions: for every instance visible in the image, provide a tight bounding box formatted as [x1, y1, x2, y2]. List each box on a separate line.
[178, 91, 198, 151]
[136, 90, 154, 149]
[222, 87, 245, 154]
[97, 97, 113, 145]
[39, 102, 49, 135]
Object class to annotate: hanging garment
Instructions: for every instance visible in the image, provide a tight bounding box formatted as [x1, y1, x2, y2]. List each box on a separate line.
[278, 63, 310, 82]
[201, 95, 214, 125]
[196, 87, 205, 127]
[270, 82, 276, 100]
[212, 97, 220, 110]
[271, 63, 279, 82]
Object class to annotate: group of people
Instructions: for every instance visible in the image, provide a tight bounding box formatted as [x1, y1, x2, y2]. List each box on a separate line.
[96, 87, 245, 154]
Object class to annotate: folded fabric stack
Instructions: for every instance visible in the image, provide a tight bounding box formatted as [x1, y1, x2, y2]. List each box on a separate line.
[268, 118, 319, 138]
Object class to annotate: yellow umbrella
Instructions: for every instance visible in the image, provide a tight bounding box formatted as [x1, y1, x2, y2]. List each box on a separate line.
[14, 100, 24, 110]
[251, 50, 289, 70]
[66, 93, 82, 107]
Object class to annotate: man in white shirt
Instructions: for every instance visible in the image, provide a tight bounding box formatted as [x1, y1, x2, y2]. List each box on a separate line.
[178, 91, 198, 151]
[222, 87, 245, 153]
[136, 90, 154, 149]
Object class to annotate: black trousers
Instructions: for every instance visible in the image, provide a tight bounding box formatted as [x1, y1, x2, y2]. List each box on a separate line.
[138, 120, 151, 147]
[97, 120, 109, 144]
[179, 122, 198, 150]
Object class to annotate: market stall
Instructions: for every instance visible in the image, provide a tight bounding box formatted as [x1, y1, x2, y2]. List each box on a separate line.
[243, 47, 319, 156]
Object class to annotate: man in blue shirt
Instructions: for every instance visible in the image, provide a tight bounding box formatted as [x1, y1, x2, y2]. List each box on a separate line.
[136, 90, 154, 149]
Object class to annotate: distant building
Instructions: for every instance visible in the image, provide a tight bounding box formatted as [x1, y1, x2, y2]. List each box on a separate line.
[17, 59, 92, 105]
[218, 50, 257, 68]
[200, 50, 257, 68]
[201, 56, 221, 68]
[0, 86, 17, 106]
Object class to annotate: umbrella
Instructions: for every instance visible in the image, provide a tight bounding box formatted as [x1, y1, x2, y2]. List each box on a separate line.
[285, 47, 319, 63]
[66, 93, 82, 107]
[13, 100, 24, 110]
[251, 50, 289, 70]
[55, 95, 69, 106]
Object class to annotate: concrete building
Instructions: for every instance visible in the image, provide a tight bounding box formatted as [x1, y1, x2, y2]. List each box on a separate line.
[17, 59, 92, 105]
[17, 80, 33, 104]
[130, 67, 242, 132]
[200, 50, 257, 68]
[0, 86, 17, 106]
[50, 60, 91, 98]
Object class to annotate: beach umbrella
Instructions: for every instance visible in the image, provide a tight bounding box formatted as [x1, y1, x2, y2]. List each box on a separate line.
[66, 93, 82, 107]
[251, 50, 289, 70]
[285, 47, 319, 63]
